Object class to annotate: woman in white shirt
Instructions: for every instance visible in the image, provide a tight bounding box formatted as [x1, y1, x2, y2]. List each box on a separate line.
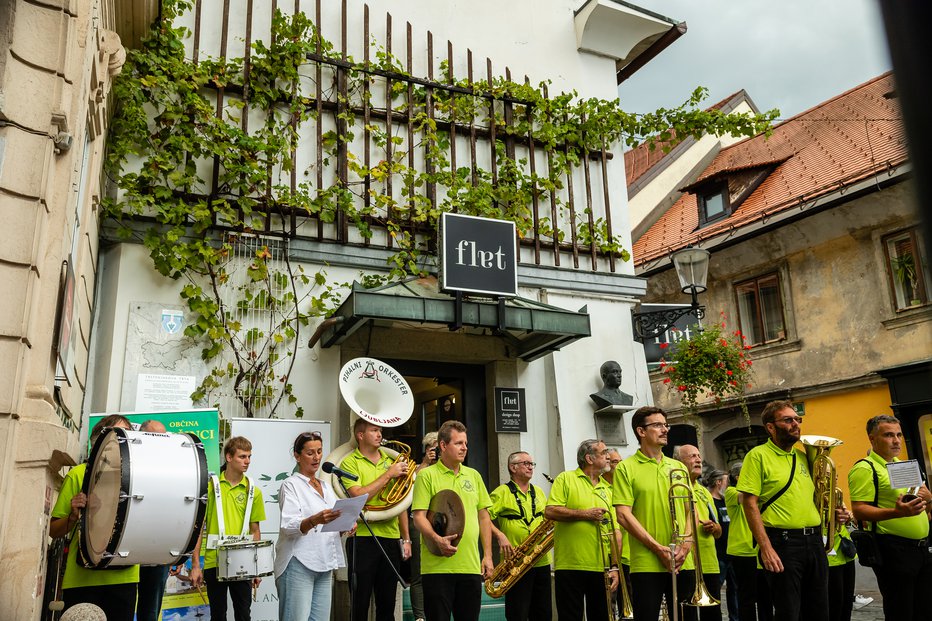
[276, 431, 352, 621]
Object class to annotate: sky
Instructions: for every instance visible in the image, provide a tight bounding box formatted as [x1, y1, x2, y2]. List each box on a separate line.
[617, 0, 892, 121]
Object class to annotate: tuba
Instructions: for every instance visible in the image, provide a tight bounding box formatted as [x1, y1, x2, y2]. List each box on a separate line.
[484, 518, 555, 598]
[801, 435, 844, 552]
[667, 467, 719, 621]
[324, 358, 415, 521]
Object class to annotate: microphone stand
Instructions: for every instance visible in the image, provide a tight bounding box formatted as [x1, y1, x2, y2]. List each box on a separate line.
[333, 474, 409, 621]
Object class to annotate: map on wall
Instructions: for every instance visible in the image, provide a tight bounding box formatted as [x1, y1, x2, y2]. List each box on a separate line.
[120, 302, 207, 412]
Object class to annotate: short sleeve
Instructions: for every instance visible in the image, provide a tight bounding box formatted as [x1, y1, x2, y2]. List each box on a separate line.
[476, 475, 492, 511]
[612, 461, 634, 507]
[412, 468, 432, 511]
[251, 486, 267, 522]
[848, 462, 875, 503]
[546, 472, 570, 507]
[488, 485, 508, 520]
[339, 454, 363, 490]
[736, 450, 763, 497]
[52, 468, 82, 519]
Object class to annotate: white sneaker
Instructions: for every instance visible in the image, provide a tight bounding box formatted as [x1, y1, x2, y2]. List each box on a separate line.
[853, 594, 873, 610]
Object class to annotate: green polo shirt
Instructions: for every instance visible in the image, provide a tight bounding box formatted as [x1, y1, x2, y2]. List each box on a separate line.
[202, 472, 266, 570]
[489, 482, 551, 568]
[613, 450, 694, 573]
[621, 529, 630, 566]
[848, 450, 930, 540]
[725, 486, 756, 557]
[547, 468, 618, 572]
[51, 464, 140, 590]
[736, 440, 820, 529]
[412, 461, 491, 575]
[341, 448, 401, 538]
[693, 482, 720, 575]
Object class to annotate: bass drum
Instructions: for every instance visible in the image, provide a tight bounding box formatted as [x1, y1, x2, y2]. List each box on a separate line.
[324, 441, 413, 522]
[79, 428, 208, 568]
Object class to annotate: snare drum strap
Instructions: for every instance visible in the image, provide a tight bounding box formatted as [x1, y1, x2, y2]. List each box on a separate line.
[211, 474, 256, 540]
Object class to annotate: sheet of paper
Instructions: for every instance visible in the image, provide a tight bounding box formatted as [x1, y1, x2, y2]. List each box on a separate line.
[320, 494, 368, 532]
[885, 459, 923, 490]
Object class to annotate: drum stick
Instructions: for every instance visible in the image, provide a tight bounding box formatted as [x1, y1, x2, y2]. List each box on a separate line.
[195, 582, 208, 606]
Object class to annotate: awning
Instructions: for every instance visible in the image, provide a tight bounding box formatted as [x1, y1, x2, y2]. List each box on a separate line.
[317, 277, 591, 361]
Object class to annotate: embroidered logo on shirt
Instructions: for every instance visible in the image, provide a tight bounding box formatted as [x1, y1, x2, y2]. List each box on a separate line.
[461, 479, 475, 493]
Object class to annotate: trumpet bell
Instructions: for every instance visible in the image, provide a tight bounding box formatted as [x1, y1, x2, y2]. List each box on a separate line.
[339, 357, 413, 428]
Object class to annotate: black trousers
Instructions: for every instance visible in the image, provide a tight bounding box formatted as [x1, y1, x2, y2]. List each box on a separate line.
[728, 554, 773, 621]
[698, 573, 722, 621]
[871, 534, 932, 621]
[347, 535, 402, 621]
[629, 571, 697, 621]
[761, 531, 828, 621]
[554, 569, 610, 621]
[505, 564, 552, 621]
[63, 583, 137, 621]
[827, 560, 854, 621]
[136, 564, 171, 621]
[422, 573, 482, 621]
[205, 567, 252, 621]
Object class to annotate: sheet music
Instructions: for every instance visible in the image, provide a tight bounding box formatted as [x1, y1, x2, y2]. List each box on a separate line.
[320, 494, 368, 532]
[885, 459, 923, 490]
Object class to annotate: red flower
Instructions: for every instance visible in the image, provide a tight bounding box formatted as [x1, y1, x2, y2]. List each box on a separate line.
[726, 370, 733, 376]
[663, 378, 671, 384]
[678, 385, 687, 392]
[659, 342, 669, 349]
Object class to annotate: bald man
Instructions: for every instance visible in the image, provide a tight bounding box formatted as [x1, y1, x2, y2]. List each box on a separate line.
[136, 419, 171, 621]
[673, 445, 722, 621]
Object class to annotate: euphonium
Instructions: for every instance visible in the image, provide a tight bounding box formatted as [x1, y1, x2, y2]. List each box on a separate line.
[667, 467, 719, 621]
[372, 440, 416, 509]
[801, 435, 844, 552]
[484, 519, 554, 598]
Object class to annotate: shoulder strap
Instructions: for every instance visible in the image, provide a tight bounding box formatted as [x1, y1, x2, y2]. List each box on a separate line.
[211, 475, 225, 538]
[241, 475, 256, 537]
[759, 451, 796, 514]
[506, 480, 538, 525]
[854, 458, 879, 532]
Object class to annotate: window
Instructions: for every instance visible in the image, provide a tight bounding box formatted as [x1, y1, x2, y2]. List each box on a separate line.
[698, 183, 731, 227]
[735, 273, 785, 345]
[884, 228, 930, 310]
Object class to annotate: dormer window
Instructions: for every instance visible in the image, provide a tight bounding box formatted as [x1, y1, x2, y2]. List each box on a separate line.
[698, 182, 731, 227]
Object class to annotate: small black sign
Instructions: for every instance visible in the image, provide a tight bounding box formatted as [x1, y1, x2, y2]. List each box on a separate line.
[494, 387, 527, 433]
[639, 304, 702, 371]
[440, 213, 518, 297]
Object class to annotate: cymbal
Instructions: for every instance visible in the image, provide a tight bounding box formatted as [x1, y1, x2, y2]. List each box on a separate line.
[424, 489, 465, 555]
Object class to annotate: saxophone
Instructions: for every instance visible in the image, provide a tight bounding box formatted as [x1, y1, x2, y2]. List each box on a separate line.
[484, 519, 555, 598]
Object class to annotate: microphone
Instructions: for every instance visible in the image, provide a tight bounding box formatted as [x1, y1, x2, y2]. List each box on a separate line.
[322, 461, 359, 481]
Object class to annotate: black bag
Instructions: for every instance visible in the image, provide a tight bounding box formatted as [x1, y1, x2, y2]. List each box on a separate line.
[850, 459, 883, 568]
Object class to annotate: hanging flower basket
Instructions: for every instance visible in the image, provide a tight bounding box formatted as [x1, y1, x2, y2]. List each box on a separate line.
[659, 318, 753, 419]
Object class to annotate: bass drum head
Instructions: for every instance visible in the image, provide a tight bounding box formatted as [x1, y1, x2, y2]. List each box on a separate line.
[80, 428, 131, 568]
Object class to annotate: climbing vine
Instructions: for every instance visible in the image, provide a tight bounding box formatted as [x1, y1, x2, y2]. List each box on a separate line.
[102, 0, 778, 417]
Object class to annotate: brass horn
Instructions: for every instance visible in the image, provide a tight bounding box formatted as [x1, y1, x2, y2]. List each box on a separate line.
[667, 467, 719, 621]
[484, 519, 555, 598]
[801, 435, 844, 552]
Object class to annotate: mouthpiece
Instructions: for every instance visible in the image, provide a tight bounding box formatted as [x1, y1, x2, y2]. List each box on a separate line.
[543, 473, 555, 484]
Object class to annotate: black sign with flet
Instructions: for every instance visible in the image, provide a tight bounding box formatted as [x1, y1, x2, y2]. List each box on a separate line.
[440, 213, 518, 297]
[494, 387, 527, 433]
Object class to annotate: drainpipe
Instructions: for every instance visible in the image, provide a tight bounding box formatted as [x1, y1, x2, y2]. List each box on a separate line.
[307, 316, 344, 349]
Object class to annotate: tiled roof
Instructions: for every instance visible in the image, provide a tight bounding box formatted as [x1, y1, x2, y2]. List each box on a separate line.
[632, 73, 907, 267]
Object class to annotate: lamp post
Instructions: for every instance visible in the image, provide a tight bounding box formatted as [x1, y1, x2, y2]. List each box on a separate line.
[633, 247, 711, 341]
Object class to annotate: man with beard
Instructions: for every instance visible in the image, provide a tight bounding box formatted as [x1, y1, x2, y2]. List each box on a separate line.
[545, 439, 620, 621]
[738, 400, 846, 621]
[848, 414, 931, 621]
[613, 407, 696, 621]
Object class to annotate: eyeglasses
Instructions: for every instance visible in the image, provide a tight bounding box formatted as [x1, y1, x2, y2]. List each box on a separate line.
[773, 416, 803, 426]
[513, 461, 536, 468]
[642, 422, 671, 430]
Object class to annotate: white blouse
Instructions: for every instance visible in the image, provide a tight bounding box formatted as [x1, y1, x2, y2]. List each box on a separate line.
[274, 472, 346, 577]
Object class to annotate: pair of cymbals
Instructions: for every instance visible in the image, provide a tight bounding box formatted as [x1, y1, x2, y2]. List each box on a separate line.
[424, 490, 466, 555]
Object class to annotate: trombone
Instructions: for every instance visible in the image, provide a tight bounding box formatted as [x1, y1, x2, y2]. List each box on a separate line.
[597, 516, 633, 620]
[666, 467, 719, 621]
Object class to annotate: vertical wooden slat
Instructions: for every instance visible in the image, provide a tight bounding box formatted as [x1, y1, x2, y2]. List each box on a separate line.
[425, 32, 436, 214]
[337, 0, 349, 242]
[600, 139, 615, 272]
[315, 0, 324, 240]
[525, 76, 540, 265]
[487, 58, 497, 186]
[447, 41, 457, 212]
[543, 84, 560, 267]
[362, 4, 371, 246]
[467, 50, 477, 189]
[580, 114, 597, 271]
[192, 0, 202, 64]
[384, 13, 394, 249]
[564, 110, 579, 269]
[406, 23, 415, 227]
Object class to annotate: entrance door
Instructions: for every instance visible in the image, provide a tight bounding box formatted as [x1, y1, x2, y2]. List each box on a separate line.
[380, 359, 489, 484]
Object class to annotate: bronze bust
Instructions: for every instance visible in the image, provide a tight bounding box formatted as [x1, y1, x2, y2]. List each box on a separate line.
[590, 360, 634, 409]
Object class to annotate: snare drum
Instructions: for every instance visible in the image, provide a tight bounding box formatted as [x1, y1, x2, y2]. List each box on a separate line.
[79, 428, 208, 568]
[217, 540, 275, 581]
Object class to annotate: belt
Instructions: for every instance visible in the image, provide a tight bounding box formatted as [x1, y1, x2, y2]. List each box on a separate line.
[876, 533, 929, 548]
[765, 526, 820, 539]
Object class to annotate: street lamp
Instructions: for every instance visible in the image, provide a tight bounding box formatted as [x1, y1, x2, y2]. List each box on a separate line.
[633, 247, 711, 341]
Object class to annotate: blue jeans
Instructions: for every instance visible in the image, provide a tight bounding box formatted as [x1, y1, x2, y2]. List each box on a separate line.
[276, 556, 333, 621]
[136, 564, 171, 621]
